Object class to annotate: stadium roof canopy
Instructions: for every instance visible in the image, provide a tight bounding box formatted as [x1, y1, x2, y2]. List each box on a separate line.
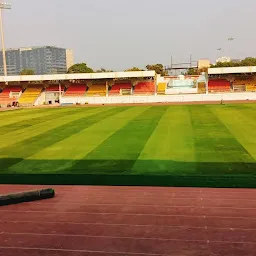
[208, 66, 256, 75]
[0, 71, 156, 83]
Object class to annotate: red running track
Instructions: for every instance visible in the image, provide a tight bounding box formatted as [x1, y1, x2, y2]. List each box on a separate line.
[0, 185, 256, 256]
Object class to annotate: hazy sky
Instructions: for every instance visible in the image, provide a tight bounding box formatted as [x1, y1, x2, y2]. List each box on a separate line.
[3, 0, 256, 70]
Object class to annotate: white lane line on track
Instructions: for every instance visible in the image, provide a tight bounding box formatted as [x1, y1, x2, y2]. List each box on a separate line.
[0, 246, 170, 256]
[32, 196, 256, 202]
[1, 205, 256, 215]
[2, 220, 256, 231]
[55, 191, 256, 197]
[1, 233, 256, 244]
[0, 210, 256, 219]
[24, 202, 256, 209]
[52, 196, 256, 201]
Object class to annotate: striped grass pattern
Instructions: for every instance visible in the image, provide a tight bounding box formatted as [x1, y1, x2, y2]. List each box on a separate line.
[0, 104, 255, 186]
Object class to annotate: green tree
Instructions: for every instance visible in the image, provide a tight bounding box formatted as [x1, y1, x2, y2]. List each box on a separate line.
[67, 63, 94, 74]
[96, 68, 114, 73]
[211, 62, 236, 68]
[186, 68, 199, 75]
[146, 64, 168, 76]
[186, 67, 208, 75]
[20, 69, 35, 75]
[240, 57, 256, 66]
[125, 67, 144, 72]
[211, 57, 256, 68]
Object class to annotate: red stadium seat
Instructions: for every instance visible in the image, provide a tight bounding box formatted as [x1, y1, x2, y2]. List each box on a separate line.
[45, 85, 65, 92]
[0, 86, 22, 105]
[109, 82, 132, 95]
[134, 81, 155, 95]
[208, 80, 231, 92]
[64, 84, 87, 96]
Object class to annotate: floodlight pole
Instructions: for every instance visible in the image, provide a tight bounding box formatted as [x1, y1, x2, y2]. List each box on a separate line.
[0, 3, 11, 76]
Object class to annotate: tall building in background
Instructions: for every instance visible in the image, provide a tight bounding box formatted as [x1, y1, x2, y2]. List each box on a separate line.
[0, 46, 74, 75]
[65, 49, 74, 71]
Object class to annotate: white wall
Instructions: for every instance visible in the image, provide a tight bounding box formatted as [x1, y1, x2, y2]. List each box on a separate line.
[34, 92, 45, 106]
[165, 88, 197, 94]
[60, 92, 256, 105]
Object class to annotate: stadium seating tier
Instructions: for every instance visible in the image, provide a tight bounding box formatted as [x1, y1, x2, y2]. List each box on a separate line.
[208, 79, 231, 92]
[45, 85, 65, 92]
[157, 83, 166, 95]
[86, 84, 106, 97]
[134, 81, 155, 95]
[65, 84, 87, 96]
[18, 86, 43, 105]
[109, 82, 132, 95]
[0, 86, 22, 105]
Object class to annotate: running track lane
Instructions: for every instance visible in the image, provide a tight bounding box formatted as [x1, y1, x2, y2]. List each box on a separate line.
[0, 185, 256, 256]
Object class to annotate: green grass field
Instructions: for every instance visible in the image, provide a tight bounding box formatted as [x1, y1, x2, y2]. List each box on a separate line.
[0, 104, 256, 187]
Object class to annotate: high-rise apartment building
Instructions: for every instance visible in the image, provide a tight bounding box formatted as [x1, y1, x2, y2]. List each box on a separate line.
[0, 46, 74, 75]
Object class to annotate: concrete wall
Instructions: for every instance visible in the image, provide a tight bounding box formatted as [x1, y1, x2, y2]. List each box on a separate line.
[60, 92, 256, 105]
[34, 92, 45, 106]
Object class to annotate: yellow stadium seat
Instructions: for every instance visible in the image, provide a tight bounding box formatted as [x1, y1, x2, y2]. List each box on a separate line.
[233, 79, 256, 92]
[86, 84, 106, 96]
[198, 82, 206, 94]
[157, 83, 166, 95]
[19, 86, 43, 105]
[246, 84, 256, 92]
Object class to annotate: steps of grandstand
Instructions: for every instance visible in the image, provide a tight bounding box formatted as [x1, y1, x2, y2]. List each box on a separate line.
[233, 79, 256, 92]
[109, 82, 132, 96]
[246, 84, 256, 92]
[64, 84, 87, 97]
[86, 84, 106, 96]
[45, 85, 65, 92]
[134, 81, 155, 95]
[18, 86, 43, 106]
[208, 79, 231, 92]
[157, 83, 166, 95]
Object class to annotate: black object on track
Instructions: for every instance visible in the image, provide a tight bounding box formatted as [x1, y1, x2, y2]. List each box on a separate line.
[0, 188, 55, 206]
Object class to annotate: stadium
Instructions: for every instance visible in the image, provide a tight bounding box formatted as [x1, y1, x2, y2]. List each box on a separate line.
[0, 65, 256, 107]
[0, 65, 255, 187]
[0, 66, 256, 255]
[0, 2, 256, 254]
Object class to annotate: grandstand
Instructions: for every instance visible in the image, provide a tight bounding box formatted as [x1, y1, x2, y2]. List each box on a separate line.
[208, 79, 231, 93]
[233, 79, 246, 92]
[134, 81, 155, 95]
[0, 68, 255, 106]
[43, 84, 65, 104]
[64, 84, 87, 97]
[86, 83, 106, 96]
[233, 79, 256, 92]
[0, 86, 22, 106]
[208, 66, 256, 93]
[45, 84, 65, 92]
[157, 82, 166, 95]
[247, 84, 256, 92]
[109, 82, 132, 96]
[18, 86, 43, 106]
